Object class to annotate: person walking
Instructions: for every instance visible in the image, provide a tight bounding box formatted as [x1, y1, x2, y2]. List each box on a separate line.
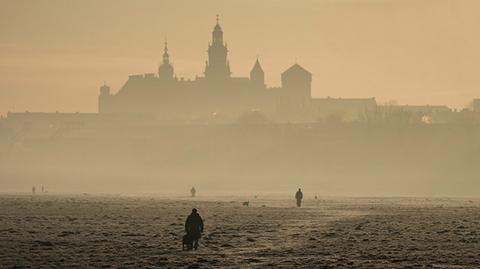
[190, 187, 196, 197]
[295, 188, 303, 207]
[185, 208, 204, 250]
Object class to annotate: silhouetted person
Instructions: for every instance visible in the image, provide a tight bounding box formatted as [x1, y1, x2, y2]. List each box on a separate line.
[32, 186, 36, 195]
[295, 188, 303, 207]
[190, 187, 196, 197]
[41, 185, 44, 193]
[185, 208, 204, 250]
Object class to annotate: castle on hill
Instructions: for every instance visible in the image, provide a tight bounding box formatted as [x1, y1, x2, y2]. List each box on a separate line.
[98, 16, 376, 123]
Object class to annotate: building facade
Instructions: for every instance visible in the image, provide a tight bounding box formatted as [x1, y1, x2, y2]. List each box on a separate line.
[99, 17, 376, 123]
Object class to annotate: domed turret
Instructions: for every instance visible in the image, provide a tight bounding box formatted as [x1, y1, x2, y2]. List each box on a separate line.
[99, 82, 110, 96]
[158, 41, 174, 81]
[98, 82, 111, 113]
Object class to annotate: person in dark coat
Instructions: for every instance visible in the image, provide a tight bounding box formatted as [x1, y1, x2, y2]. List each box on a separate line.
[295, 188, 303, 207]
[185, 208, 204, 250]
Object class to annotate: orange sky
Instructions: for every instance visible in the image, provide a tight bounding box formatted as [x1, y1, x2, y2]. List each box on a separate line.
[1, 0, 480, 116]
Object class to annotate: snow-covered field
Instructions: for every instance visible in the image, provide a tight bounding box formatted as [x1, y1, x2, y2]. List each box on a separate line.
[0, 194, 478, 268]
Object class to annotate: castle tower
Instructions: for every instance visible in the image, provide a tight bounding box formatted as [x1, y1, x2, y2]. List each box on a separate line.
[250, 58, 265, 89]
[281, 63, 312, 98]
[98, 82, 111, 113]
[204, 15, 231, 80]
[158, 41, 174, 81]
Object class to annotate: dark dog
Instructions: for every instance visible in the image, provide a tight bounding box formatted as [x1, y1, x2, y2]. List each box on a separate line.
[182, 234, 193, 251]
[183, 234, 200, 251]
[242, 201, 249, 207]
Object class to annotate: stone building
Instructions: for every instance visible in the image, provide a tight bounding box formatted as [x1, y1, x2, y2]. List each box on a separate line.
[99, 16, 376, 123]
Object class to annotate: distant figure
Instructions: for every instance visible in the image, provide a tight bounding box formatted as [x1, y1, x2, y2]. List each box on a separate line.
[184, 208, 204, 250]
[315, 195, 318, 200]
[295, 188, 303, 207]
[41, 185, 44, 193]
[190, 187, 196, 197]
[32, 186, 36, 195]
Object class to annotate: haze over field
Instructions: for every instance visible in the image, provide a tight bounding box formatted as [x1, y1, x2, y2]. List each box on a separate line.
[2, 2, 480, 268]
[2, 0, 480, 116]
[1, 1, 480, 197]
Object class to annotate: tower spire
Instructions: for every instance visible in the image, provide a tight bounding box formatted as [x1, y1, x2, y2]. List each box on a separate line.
[205, 15, 230, 80]
[158, 39, 174, 80]
[163, 39, 169, 64]
[250, 58, 265, 88]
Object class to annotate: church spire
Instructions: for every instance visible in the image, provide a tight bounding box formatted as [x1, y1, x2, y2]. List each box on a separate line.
[163, 40, 170, 64]
[212, 14, 223, 45]
[205, 15, 230, 80]
[158, 39, 174, 81]
[251, 57, 263, 74]
[250, 58, 265, 88]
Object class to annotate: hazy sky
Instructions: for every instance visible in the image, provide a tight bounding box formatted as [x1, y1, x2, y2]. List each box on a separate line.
[1, 0, 480, 115]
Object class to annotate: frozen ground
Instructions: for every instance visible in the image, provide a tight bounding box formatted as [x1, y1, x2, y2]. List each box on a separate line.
[0, 194, 478, 268]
